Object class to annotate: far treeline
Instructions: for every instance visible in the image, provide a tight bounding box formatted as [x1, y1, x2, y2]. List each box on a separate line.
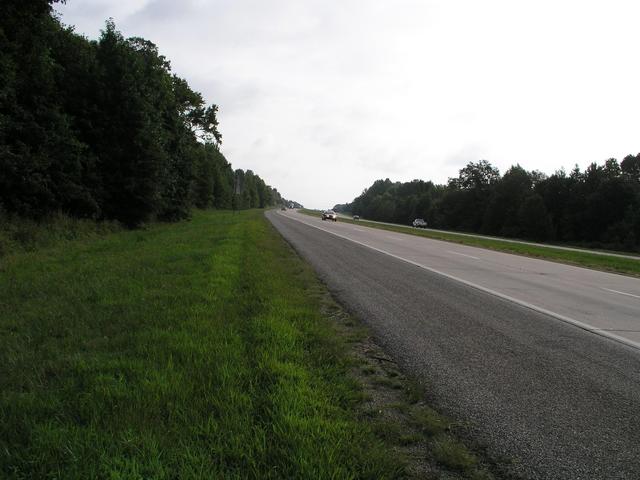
[0, 0, 286, 227]
[337, 155, 640, 252]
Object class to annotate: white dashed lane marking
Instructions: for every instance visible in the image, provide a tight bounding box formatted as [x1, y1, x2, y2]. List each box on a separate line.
[602, 288, 640, 300]
[447, 250, 480, 260]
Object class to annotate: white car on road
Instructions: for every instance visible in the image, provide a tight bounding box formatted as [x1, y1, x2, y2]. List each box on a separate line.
[412, 218, 427, 228]
[322, 210, 337, 221]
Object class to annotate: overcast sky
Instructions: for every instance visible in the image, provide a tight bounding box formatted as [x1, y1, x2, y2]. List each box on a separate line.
[55, 0, 640, 209]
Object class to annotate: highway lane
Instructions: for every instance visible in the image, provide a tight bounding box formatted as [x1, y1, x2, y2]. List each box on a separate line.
[337, 214, 640, 261]
[266, 209, 640, 480]
[281, 210, 640, 349]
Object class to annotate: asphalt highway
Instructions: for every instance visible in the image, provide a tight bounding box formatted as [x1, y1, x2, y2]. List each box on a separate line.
[267, 209, 640, 480]
[338, 214, 640, 261]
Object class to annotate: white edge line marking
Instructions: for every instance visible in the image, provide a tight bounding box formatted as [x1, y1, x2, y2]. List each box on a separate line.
[276, 211, 640, 352]
[447, 250, 480, 260]
[602, 288, 640, 300]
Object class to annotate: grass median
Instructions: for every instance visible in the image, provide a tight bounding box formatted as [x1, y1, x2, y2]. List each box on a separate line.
[299, 209, 640, 277]
[1, 210, 405, 479]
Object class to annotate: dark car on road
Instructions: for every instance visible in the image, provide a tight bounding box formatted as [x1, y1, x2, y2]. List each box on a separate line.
[322, 210, 337, 221]
[412, 218, 427, 228]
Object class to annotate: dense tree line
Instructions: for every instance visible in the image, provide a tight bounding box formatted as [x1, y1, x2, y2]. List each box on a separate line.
[1, 0, 281, 226]
[340, 155, 640, 251]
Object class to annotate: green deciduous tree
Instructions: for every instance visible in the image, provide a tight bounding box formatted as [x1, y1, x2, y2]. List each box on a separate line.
[345, 156, 640, 251]
[1, 5, 281, 226]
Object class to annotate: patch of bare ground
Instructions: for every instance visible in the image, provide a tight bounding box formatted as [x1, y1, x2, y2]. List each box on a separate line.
[317, 291, 516, 480]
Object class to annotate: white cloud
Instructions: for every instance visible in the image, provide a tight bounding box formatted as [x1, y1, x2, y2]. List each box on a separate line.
[56, 0, 640, 208]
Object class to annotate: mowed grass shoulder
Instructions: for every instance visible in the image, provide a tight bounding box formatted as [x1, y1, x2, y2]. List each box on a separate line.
[0, 210, 402, 479]
[299, 209, 640, 277]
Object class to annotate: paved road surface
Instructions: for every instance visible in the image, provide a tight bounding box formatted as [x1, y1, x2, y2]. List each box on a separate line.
[338, 214, 640, 260]
[267, 209, 640, 480]
[283, 210, 640, 349]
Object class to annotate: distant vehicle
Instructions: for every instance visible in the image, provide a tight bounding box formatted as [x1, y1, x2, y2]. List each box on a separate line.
[280, 206, 287, 211]
[322, 210, 337, 221]
[412, 218, 427, 228]
[353, 215, 360, 220]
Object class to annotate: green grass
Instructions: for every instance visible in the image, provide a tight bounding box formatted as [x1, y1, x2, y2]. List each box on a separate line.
[0, 210, 404, 479]
[432, 436, 478, 474]
[410, 408, 449, 437]
[0, 210, 122, 258]
[299, 209, 640, 277]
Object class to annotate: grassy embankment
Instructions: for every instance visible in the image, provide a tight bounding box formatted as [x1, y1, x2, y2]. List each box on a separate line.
[0, 209, 494, 479]
[0, 211, 122, 257]
[299, 209, 640, 277]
